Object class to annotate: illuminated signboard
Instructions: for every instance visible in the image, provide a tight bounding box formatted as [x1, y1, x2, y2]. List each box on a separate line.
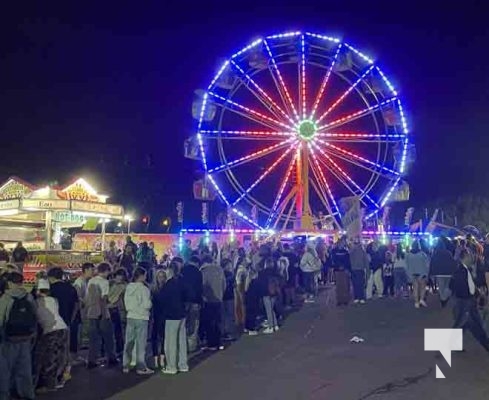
[0, 199, 20, 210]
[22, 199, 70, 210]
[53, 212, 86, 224]
[58, 178, 103, 202]
[0, 179, 33, 200]
[71, 200, 123, 217]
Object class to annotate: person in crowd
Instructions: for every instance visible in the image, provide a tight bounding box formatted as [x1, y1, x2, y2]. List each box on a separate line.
[316, 239, 328, 285]
[429, 237, 457, 307]
[124, 236, 138, 257]
[119, 246, 136, 279]
[156, 261, 189, 374]
[450, 249, 489, 352]
[383, 251, 395, 297]
[393, 244, 409, 298]
[108, 269, 127, 358]
[406, 240, 430, 309]
[278, 255, 293, 309]
[151, 269, 167, 370]
[180, 256, 203, 353]
[234, 252, 248, 329]
[244, 268, 261, 336]
[258, 258, 280, 334]
[34, 278, 70, 393]
[210, 242, 219, 262]
[349, 238, 369, 304]
[12, 242, 28, 273]
[86, 263, 118, 369]
[149, 242, 158, 265]
[0, 243, 9, 267]
[122, 267, 153, 375]
[331, 237, 352, 306]
[137, 242, 154, 283]
[0, 271, 37, 400]
[72, 263, 94, 361]
[47, 267, 79, 380]
[201, 255, 226, 350]
[283, 243, 300, 304]
[181, 240, 193, 264]
[300, 242, 322, 303]
[104, 241, 120, 268]
[367, 240, 385, 299]
[221, 259, 236, 340]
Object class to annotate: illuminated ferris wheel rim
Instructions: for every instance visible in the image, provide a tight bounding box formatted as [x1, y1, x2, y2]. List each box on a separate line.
[195, 30, 410, 231]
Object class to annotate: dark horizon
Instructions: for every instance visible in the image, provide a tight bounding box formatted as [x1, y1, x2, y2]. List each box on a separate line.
[1, 1, 488, 231]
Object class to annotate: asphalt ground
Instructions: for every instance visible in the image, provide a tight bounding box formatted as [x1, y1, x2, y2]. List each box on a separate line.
[44, 289, 489, 400]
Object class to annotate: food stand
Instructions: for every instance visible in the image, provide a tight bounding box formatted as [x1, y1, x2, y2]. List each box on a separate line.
[0, 176, 124, 281]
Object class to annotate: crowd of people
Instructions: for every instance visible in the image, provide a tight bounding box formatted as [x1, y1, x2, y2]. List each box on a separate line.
[1, 233, 489, 399]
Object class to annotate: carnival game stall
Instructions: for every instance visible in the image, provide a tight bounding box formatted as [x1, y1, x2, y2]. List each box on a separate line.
[0, 176, 124, 282]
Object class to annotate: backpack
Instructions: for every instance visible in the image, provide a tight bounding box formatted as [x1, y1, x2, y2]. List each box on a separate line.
[5, 296, 37, 339]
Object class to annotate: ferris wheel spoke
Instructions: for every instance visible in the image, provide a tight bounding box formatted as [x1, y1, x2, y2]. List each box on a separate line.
[230, 60, 296, 126]
[315, 138, 399, 177]
[316, 132, 404, 143]
[309, 43, 342, 120]
[208, 92, 294, 131]
[300, 34, 307, 119]
[308, 145, 340, 215]
[311, 141, 379, 208]
[199, 130, 294, 140]
[265, 148, 299, 228]
[232, 144, 296, 207]
[208, 138, 295, 173]
[316, 96, 398, 131]
[315, 64, 375, 125]
[263, 40, 300, 122]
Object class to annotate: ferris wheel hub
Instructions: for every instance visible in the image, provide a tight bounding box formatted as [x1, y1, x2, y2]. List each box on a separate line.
[297, 119, 317, 140]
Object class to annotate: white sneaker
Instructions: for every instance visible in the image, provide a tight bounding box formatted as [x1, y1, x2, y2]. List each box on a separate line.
[162, 368, 178, 375]
[263, 327, 274, 334]
[414, 302, 420, 309]
[178, 367, 189, 373]
[248, 330, 259, 336]
[420, 299, 428, 307]
[136, 368, 154, 375]
[353, 299, 360, 304]
[359, 300, 366, 304]
[274, 326, 280, 332]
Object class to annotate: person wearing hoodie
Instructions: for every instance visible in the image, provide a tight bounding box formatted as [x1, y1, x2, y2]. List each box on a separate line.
[349, 238, 369, 304]
[331, 237, 352, 306]
[108, 269, 127, 358]
[406, 240, 430, 309]
[122, 267, 153, 375]
[300, 243, 322, 303]
[155, 261, 188, 375]
[200, 256, 226, 350]
[366, 240, 385, 299]
[0, 272, 37, 400]
[430, 237, 457, 307]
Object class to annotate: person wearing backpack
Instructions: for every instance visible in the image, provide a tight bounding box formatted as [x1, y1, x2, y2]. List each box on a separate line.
[0, 271, 37, 400]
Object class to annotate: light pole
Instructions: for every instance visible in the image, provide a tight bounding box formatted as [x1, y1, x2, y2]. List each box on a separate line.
[124, 215, 134, 234]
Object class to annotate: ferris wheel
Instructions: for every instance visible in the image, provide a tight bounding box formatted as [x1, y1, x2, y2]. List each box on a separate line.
[193, 31, 412, 231]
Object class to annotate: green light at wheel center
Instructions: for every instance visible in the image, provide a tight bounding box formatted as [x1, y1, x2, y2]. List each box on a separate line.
[298, 120, 317, 140]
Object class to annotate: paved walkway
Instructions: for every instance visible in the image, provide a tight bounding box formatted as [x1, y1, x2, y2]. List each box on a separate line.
[45, 291, 489, 400]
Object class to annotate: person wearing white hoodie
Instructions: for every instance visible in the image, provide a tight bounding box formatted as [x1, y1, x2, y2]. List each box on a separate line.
[122, 267, 153, 375]
[300, 243, 322, 303]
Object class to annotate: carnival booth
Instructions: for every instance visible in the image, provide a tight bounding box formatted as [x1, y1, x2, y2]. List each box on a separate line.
[0, 176, 124, 281]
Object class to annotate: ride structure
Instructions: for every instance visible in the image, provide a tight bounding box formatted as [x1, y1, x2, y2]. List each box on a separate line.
[192, 31, 412, 232]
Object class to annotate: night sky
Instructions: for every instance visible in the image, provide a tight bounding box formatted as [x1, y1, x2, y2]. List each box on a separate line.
[1, 1, 488, 230]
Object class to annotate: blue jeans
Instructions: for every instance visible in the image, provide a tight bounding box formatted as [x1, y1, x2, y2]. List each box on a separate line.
[351, 270, 366, 300]
[0, 340, 35, 400]
[164, 319, 188, 372]
[123, 319, 148, 370]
